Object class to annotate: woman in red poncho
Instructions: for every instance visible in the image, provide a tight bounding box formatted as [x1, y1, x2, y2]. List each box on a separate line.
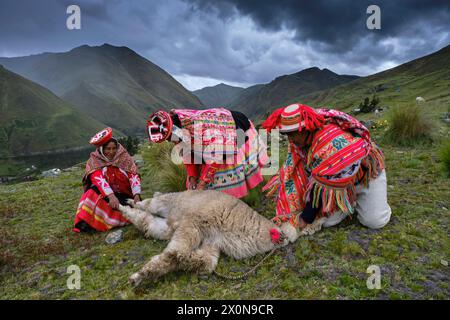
[73, 127, 141, 233]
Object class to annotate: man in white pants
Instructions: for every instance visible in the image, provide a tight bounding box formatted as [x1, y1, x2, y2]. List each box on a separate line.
[322, 169, 391, 229]
[261, 103, 392, 242]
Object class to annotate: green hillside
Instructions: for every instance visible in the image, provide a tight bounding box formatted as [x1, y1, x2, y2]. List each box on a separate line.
[0, 65, 107, 159]
[0, 44, 204, 135]
[296, 45, 450, 113]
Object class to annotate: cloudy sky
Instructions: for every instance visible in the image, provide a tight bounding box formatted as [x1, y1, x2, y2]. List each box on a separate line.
[0, 0, 449, 90]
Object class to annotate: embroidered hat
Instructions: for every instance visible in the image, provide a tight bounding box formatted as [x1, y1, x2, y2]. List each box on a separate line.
[147, 110, 173, 143]
[89, 127, 113, 146]
[262, 103, 325, 133]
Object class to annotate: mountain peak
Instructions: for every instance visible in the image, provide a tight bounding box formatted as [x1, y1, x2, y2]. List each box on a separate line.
[69, 43, 134, 54]
[294, 67, 336, 76]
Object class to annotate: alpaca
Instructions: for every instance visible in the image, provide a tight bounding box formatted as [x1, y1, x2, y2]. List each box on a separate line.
[118, 190, 302, 287]
[416, 96, 426, 104]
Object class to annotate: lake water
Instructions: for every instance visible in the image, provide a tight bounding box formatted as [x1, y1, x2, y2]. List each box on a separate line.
[0, 148, 93, 182]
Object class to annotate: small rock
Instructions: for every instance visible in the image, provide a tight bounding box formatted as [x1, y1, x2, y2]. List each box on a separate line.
[198, 274, 209, 280]
[440, 259, 448, 267]
[232, 283, 242, 290]
[105, 229, 123, 245]
[41, 168, 61, 178]
[40, 284, 52, 294]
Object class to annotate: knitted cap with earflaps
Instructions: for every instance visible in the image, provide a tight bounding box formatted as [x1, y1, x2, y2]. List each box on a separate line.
[261, 103, 325, 133]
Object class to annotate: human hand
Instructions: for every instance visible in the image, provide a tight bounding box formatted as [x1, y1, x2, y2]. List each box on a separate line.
[298, 217, 307, 230]
[188, 176, 198, 190]
[197, 181, 206, 190]
[108, 194, 120, 210]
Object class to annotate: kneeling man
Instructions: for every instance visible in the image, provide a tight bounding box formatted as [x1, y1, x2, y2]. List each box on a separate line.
[262, 103, 391, 242]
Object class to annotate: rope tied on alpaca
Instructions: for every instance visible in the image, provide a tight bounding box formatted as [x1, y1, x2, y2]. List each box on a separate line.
[213, 228, 287, 280]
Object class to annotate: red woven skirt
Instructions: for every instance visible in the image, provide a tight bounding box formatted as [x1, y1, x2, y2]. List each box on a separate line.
[73, 189, 129, 232]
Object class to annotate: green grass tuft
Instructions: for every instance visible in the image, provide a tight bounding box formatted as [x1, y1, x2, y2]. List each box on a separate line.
[383, 104, 435, 146]
[140, 142, 186, 195]
[439, 140, 450, 177]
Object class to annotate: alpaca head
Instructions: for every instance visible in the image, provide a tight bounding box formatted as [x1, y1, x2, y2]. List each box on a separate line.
[279, 222, 300, 243]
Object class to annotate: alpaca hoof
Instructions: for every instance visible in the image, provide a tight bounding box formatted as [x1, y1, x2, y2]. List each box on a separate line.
[129, 273, 143, 287]
[300, 217, 325, 236]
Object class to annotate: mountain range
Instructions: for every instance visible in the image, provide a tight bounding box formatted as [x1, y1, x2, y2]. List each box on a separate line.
[231, 67, 359, 118]
[193, 83, 244, 108]
[1, 43, 449, 162]
[0, 44, 204, 135]
[192, 68, 359, 117]
[192, 45, 450, 120]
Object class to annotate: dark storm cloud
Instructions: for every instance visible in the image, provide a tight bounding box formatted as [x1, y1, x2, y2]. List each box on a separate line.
[0, 0, 449, 89]
[187, 0, 450, 52]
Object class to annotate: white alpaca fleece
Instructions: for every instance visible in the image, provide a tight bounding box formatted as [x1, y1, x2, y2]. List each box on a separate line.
[119, 190, 291, 286]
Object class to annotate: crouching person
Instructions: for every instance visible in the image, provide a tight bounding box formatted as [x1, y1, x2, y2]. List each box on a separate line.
[73, 127, 141, 232]
[146, 108, 268, 198]
[262, 104, 391, 242]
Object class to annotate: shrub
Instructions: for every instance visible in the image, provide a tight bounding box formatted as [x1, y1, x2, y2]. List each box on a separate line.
[117, 136, 140, 156]
[140, 142, 186, 195]
[383, 104, 435, 146]
[439, 140, 450, 178]
[357, 95, 380, 113]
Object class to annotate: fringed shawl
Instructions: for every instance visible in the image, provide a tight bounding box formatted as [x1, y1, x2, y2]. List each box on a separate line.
[264, 108, 385, 226]
[83, 144, 138, 188]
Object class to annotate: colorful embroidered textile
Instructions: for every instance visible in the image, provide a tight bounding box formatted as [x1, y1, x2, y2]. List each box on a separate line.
[74, 166, 141, 232]
[89, 127, 113, 146]
[197, 124, 268, 198]
[147, 111, 173, 143]
[74, 188, 129, 232]
[263, 108, 385, 226]
[171, 108, 238, 162]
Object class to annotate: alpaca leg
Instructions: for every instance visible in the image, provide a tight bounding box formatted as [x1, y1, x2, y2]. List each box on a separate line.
[119, 204, 172, 240]
[129, 252, 177, 287]
[181, 243, 220, 274]
[118, 204, 147, 231]
[143, 215, 172, 240]
[129, 224, 201, 286]
[126, 198, 153, 211]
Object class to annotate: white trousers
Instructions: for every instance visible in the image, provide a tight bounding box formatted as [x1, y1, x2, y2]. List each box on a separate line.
[322, 170, 391, 229]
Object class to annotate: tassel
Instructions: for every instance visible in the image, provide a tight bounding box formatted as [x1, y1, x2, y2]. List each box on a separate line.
[299, 104, 325, 132]
[261, 107, 284, 133]
[307, 179, 357, 216]
[270, 228, 281, 243]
